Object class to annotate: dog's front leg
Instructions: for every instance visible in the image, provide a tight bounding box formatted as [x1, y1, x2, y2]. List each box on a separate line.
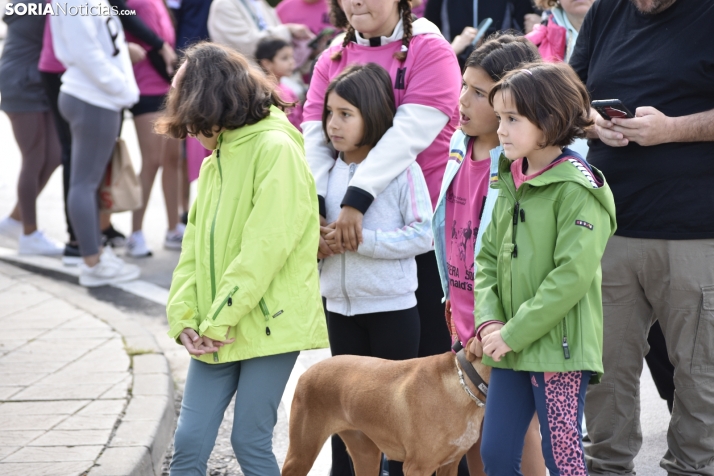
[339, 430, 382, 476]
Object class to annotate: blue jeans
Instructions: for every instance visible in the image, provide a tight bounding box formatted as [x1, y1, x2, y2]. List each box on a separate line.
[481, 367, 590, 476]
[170, 352, 299, 476]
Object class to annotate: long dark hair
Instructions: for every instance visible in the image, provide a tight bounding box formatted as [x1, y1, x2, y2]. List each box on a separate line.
[155, 42, 290, 140]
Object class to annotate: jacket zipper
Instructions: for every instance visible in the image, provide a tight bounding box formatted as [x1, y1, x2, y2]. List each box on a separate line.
[212, 286, 239, 321]
[259, 298, 272, 336]
[340, 163, 357, 315]
[512, 202, 520, 257]
[210, 147, 224, 362]
[562, 320, 571, 359]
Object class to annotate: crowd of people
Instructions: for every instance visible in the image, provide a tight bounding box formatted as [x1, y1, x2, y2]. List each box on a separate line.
[1, 0, 713, 475]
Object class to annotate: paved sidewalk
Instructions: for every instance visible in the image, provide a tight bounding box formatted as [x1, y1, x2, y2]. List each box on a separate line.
[0, 262, 174, 476]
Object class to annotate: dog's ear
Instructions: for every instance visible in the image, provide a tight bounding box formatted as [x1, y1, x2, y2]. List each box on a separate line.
[464, 337, 478, 362]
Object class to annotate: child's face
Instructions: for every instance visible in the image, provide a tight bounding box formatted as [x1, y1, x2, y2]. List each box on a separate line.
[493, 89, 545, 160]
[263, 46, 295, 79]
[190, 128, 222, 150]
[459, 66, 499, 138]
[325, 91, 366, 154]
[339, 0, 400, 37]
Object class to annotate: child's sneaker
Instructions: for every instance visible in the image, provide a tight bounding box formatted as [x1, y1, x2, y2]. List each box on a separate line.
[164, 224, 185, 250]
[0, 216, 22, 241]
[79, 248, 140, 287]
[102, 224, 126, 248]
[126, 231, 152, 258]
[62, 243, 83, 266]
[18, 230, 64, 256]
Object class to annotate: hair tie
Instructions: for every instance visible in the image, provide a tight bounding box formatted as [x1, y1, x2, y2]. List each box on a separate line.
[401, 44, 408, 53]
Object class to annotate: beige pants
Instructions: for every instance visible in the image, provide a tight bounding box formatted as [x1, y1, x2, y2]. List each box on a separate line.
[585, 235, 714, 475]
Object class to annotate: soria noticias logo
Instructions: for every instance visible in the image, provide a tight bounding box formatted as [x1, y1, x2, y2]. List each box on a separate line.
[4, 2, 136, 15]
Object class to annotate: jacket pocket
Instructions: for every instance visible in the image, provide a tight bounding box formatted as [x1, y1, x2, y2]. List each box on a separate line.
[212, 286, 240, 321]
[691, 286, 714, 375]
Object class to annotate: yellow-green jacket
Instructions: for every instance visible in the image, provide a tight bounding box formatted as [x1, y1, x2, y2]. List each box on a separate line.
[167, 107, 329, 363]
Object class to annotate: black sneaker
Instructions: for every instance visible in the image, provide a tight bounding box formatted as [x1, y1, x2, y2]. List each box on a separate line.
[102, 225, 126, 248]
[180, 211, 188, 226]
[62, 243, 82, 266]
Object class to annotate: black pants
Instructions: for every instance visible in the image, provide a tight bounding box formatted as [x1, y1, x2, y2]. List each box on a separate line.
[414, 251, 470, 476]
[645, 320, 675, 413]
[327, 307, 420, 476]
[41, 72, 75, 243]
[415, 250, 452, 357]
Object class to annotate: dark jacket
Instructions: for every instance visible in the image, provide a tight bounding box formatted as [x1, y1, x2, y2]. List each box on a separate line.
[425, 0, 535, 41]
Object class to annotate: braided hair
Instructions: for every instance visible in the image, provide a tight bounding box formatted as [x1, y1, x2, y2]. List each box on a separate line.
[330, 0, 413, 62]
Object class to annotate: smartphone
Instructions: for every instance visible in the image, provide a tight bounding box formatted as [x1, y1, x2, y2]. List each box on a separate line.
[308, 27, 335, 50]
[470, 18, 493, 46]
[591, 99, 635, 120]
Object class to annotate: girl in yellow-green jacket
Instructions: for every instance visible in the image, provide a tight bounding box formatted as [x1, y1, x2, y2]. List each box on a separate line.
[156, 43, 329, 476]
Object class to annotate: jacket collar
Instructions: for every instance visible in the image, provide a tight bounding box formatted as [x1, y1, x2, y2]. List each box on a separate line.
[353, 17, 444, 47]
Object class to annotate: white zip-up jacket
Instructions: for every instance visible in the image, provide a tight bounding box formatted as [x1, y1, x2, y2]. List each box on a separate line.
[51, 0, 139, 111]
[320, 159, 433, 316]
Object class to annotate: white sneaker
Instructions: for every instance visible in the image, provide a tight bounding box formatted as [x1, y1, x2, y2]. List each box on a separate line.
[18, 230, 64, 256]
[164, 223, 185, 250]
[0, 217, 22, 241]
[79, 249, 141, 287]
[126, 231, 152, 258]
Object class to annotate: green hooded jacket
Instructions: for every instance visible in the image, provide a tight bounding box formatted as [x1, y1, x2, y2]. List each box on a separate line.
[166, 107, 329, 363]
[475, 154, 616, 382]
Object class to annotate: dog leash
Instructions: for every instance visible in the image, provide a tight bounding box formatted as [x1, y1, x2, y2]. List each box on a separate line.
[453, 342, 488, 407]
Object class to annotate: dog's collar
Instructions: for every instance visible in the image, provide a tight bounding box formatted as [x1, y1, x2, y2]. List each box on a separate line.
[454, 349, 488, 407]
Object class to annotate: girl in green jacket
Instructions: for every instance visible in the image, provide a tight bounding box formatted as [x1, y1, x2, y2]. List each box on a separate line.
[157, 43, 329, 476]
[469, 62, 616, 475]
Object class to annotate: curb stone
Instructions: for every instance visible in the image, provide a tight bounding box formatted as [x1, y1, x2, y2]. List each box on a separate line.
[5, 265, 175, 476]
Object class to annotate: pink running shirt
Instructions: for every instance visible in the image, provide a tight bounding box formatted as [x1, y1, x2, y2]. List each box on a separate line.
[275, 0, 332, 35]
[277, 83, 303, 131]
[304, 35, 461, 207]
[444, 138, 491, 345]
[39, 2, 65, 74]
[125, 0, 175, 96]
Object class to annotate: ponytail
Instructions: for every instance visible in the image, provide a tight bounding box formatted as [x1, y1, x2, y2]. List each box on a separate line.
[393, 0, 413, 62]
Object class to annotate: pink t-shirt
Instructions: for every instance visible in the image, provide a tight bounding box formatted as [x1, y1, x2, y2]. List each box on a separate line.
[125, 0, 175, 96]
[277, 83, 303, 131]
[444, 138, 491, 345]
[275, 0, 332, 35]
[39, 3, 65, 74]
[304, 35, 461, 207]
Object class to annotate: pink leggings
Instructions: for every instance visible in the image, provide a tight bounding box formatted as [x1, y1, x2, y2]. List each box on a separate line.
[7, 111, 61, 229]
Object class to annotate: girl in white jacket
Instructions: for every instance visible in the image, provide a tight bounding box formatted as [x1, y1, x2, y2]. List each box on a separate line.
[319, 63, 433, 476]
[51, 0, 141, 287]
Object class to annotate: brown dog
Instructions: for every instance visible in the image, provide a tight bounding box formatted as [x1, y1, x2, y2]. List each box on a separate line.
[282, 339, 491, 476]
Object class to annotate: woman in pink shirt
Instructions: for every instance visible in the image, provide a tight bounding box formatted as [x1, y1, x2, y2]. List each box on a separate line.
[124, 0, 183, 258]
[275, 0, 331, 35]
[302, 0, 461, 474]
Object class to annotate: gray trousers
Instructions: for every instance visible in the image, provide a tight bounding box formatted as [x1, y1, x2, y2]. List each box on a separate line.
[585, 235, 714, 475]
[170, 352, 298, 476]
[58, 93, 120, 257]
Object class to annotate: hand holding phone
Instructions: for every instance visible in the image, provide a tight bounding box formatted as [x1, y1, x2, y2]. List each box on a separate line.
[470, 18, 493, 46]
[308, 27, 335, 50]
[592, 99, 635, 121]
